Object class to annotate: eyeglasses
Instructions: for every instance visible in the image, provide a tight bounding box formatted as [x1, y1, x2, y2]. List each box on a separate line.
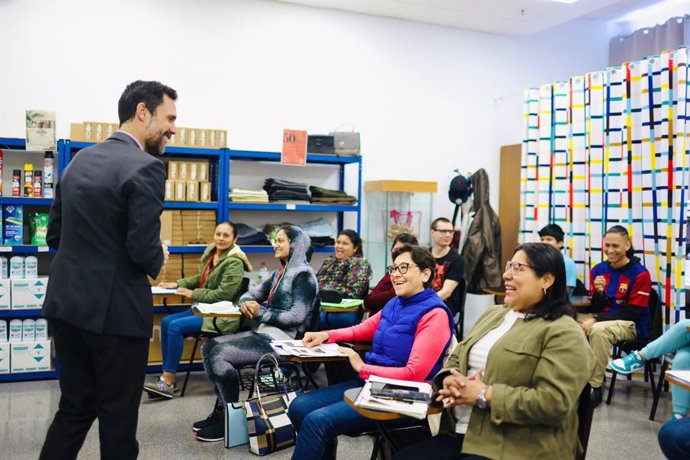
[387, 263, 420, 275]
[505, 261, 539, 275]
[432, 229, 454, 234]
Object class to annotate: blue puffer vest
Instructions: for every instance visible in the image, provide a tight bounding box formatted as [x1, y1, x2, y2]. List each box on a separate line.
[365, 288, 454, 380]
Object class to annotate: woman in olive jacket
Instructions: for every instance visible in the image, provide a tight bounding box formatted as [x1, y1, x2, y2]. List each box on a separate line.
[395, 243, 594, 460]
[143, 221, 251, 399]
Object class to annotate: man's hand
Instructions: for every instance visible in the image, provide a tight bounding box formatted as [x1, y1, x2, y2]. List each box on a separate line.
[161, 243, 170, 267]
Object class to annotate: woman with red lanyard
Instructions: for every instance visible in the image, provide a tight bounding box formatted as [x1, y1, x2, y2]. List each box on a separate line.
[193, 224, 318, 443]
[143, 221, 251, 400]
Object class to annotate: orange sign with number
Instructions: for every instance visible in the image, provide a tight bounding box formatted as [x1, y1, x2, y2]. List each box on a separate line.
[281, 129, 307, 166]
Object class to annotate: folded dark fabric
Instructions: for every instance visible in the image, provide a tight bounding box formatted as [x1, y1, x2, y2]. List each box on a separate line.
[265, 178, 308, 189]
[237, 233, 270, 246]
[234, 223, 264, 239]
[311, 197, 357, 204]
[310, 236, 335, 247]
[308, 186, 354, 199]
[269, 190, 311, 201]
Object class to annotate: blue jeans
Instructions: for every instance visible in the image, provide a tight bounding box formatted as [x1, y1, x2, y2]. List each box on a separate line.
[319, 311, 358, 330]
[658, 417, 690, 460]
[641, 319, 690, 415]
[289, 380, 377, 460]
[161, 309, 202, 374]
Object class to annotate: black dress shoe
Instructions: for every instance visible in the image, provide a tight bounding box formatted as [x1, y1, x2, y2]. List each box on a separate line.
[591, 387, 603, 408]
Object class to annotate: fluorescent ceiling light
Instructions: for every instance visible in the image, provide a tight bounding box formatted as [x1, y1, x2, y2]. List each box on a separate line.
[552, 0, 578, 4]
[615, 0, 688, 22]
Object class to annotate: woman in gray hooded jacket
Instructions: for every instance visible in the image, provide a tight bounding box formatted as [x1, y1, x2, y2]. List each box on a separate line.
[193, 225, 318, 442]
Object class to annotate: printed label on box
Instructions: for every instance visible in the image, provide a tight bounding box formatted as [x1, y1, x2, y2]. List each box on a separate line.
[0, 279, 10, 310]
[0, 343, 9, 374]
[10, 339, 51, 373]
[11, 277, 48, 310]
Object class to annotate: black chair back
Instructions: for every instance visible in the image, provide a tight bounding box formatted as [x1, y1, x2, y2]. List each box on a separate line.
[577, 383, 594, 460]
[648, 288, 663, 342]
[450, 278, 467, 338]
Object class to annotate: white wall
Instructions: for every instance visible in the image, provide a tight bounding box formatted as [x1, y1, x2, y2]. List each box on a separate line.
[0, 0, 617, 237]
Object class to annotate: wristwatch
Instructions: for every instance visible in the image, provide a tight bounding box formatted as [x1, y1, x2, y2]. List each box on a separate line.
[475, 386, 488, 410]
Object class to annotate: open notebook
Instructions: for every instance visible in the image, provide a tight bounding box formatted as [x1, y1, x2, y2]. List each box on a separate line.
[191, 301, 240, 315]
[270, 340, 347, 358]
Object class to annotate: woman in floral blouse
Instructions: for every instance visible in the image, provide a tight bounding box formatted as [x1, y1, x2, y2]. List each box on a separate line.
[317, 229, 372, 329]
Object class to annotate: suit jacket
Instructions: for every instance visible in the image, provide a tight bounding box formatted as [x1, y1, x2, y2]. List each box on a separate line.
[42, 132, 166, 338]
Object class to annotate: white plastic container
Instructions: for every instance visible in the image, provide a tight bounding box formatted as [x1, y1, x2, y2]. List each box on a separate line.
[34, 318, 48, 340]
[24, 255, 38, 278]
[0, 319, 7, 342]
[9, 256, 24, 280]
[8, 319, 22, 342]
[22, 319, 35, 341]
[0, 256, 8, 279]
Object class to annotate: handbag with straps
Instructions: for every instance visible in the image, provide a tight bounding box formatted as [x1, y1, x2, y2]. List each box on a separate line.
[244, 353, 301, 456]
[329, 123, 360, 156]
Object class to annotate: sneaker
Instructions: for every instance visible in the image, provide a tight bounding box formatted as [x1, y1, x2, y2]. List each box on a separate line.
[591, 387, 602, 408]
[672, 413, 686, 420]
[193, 401, 225, 432]
[143, 379, 177, 399]
[608, 351, 645, 375]
[195, 420, 225, 442]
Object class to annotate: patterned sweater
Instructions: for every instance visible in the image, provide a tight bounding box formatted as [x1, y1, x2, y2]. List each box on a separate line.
[316, 255, 372, 299]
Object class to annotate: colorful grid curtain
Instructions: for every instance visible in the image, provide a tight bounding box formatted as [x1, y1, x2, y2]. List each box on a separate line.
[520, 46, 690, 326]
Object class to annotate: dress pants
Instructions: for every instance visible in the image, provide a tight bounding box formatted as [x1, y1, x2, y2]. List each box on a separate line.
[40, 318, 149, 460]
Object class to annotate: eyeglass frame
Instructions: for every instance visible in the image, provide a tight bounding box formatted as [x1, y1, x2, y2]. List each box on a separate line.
[386, 262, 421, 275]
[504, 260, 541, 275]
[432, 228, 454, 235]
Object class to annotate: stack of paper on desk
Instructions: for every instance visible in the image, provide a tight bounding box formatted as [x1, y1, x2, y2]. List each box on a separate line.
[354, 375, 433, 419]
[151, 286, 178, 295]
[667, 370, 690, 386]
[270, 340, 347, 358]
[192, 301, 239, 315]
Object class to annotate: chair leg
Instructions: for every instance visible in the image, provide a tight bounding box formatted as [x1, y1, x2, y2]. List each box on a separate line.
[181, 336, 201, 397]
[605, 370, 617, 405]
[369, 434, 383, 460]
[649, 361, 668, 421]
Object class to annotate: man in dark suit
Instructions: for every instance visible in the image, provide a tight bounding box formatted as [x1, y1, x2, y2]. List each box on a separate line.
[40, 80, 176, 460]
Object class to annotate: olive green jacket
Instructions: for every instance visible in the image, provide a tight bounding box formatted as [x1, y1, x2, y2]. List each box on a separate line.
[435, 305, 594, 460]
[177, 244, 252, 334]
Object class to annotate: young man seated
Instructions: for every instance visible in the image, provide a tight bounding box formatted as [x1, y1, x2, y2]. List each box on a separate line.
[538, 223, 577, 296]
[578, 225, 652, 408]
[429, 217, 465, 316]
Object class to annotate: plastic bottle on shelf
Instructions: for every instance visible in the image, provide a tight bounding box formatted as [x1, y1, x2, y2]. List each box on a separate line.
[33, 170, 43, 198]
[8, 319, 22, 342]
[23, 164, 33, 198]
[22, 319, 35, 342]
[258, 261, 269, 283]
[0, 256, 7, 279]
[0, 319, 7, 342]
[12, 169, 21, 197]
[34, 318, 48, 340]
[9, 256, 24, 279]
[24, 255, 38, 278]
[43, 151, 55, 198]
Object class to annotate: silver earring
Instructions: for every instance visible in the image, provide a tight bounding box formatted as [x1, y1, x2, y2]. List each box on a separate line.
[543, 287, 547, 295]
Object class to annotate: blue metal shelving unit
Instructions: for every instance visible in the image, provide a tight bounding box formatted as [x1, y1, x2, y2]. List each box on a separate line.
[227, 149, 363, 234]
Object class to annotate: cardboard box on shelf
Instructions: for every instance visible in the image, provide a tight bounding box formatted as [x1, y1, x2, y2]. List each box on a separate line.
[0, 279, 11, 310]
[198, 161, 209, 181]
[10, 339, 51, 373]
[11, 277, 48, 310]
[168, 161, 179, 180]
[174, 181, 186, 201]
[186, 181, 199, 201]
[164, 180, 174, 201]
[178, 162, 188, 181]
[199, 181, 211, 202]
[70, 123, 86, 142]
[148, 313, 199, 365]
[3, 205, 24, 245]
[0, 342, 9, 374]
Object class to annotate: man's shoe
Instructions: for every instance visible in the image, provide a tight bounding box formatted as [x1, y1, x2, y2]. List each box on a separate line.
[195, 420, 225, 442]
[591, 387, 603, 408]
[143, 379, 176, 399]
[193, 400, 225, 432]
[608, 351, 645, 375]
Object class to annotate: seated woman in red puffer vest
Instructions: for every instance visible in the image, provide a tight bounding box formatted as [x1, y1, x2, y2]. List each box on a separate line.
[288, 244, 455, 460]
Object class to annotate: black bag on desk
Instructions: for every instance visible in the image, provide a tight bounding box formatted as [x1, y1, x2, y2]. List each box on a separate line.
[307, 135, 335, 154]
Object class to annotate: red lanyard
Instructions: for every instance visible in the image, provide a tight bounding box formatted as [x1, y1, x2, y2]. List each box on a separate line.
[266, 265, 286, 305]
[199, 256, 216, 287]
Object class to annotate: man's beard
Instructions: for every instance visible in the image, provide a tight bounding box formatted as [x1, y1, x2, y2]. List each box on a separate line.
[144, 133, 167, 156]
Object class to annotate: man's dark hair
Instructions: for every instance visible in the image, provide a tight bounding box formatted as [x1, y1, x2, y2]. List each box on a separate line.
[431, 217, 451, 230]
[391, 232, 418, 250]
[391, 244, 436, 289]
[606, 225, 636, 259]
[538, 224, 565, 243]
[118, 80, 178, 125]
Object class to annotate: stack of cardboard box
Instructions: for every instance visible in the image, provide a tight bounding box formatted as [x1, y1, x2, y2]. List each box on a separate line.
[149, 254, 183, 285]
[165, 160, 212, 203]
[70, 122, 227, 149]
[180, 210, 217, 245]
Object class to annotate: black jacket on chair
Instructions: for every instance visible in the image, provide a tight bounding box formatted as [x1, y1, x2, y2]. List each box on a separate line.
[42, 132, 166, 339]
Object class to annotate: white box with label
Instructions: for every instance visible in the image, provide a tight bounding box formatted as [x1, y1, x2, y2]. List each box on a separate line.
[10, 339, 51, 373]
[0, 279, 10, 310]
[0, 342, 9, 374]
[11, 277, 48, 310]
